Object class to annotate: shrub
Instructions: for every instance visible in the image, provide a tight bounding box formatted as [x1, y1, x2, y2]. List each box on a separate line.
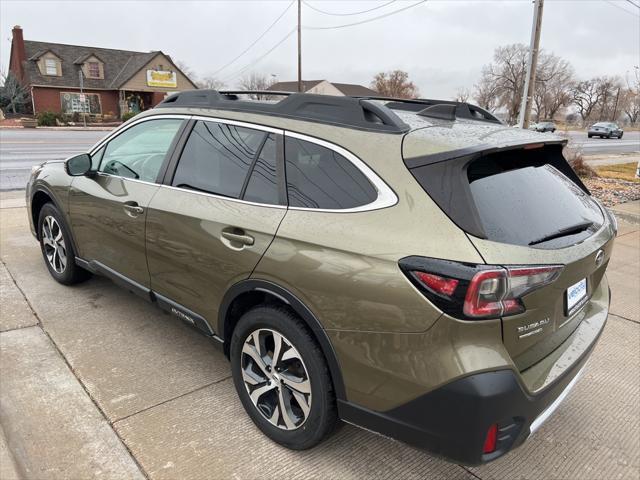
[36, 111, 61, 126]
[565, 148, 597, 178]
[121, 111, 137, 122]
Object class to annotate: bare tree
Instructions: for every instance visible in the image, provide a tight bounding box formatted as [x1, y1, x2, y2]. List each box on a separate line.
[532, 55, 574, 121]
[0, 71, 31, 114]
[453, 87, 470, 103]
[239, 73, 276, 99]
[476, 44, 529, 124]
[175, 60, 197, 80]
[474, 44, 574, 124]
[571, 76, 625, 125]
[197, 75, 226, 91]
[473, 75, 500, 112]
[370, 70, 419, 99]
[620, 68, 640, 125]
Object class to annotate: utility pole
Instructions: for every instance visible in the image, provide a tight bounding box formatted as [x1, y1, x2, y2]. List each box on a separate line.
[518, 0, 544, 129]
[297, 0, 302, 93]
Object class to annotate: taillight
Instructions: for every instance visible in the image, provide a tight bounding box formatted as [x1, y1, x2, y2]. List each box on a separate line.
[400, 257, 563, 320]
[412, 272, 459, 298]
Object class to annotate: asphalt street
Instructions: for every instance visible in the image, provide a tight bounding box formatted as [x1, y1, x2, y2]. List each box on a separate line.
[0, 128, 638, 191]
[565, 130, 640, 155]
[0, 129, 107, 191]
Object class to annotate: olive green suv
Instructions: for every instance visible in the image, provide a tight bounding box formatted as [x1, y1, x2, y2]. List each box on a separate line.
[27, 91, 614, 465]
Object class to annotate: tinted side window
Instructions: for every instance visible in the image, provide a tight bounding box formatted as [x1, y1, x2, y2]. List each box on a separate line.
[99, 119, 183, 182]
[173, 121, 266, 198]
[284, 137, 377, 209]
[243, 134, 279, 205]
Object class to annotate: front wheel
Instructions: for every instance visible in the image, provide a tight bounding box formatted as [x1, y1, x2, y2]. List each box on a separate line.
[619, 132, 623, 139]
[230, 305, 338, 450]
[38, 203, 90, 285]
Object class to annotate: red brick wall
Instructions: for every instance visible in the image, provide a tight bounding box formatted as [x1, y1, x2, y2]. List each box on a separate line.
[151, 91, 168, 107]
[32, 87, 119, 115]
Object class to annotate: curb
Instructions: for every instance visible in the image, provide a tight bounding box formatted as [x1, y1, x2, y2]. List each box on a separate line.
[611, 208, 640, 225]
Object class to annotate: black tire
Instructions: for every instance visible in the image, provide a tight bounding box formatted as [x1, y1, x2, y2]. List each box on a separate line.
[619, 132, 623, 139]
[606, 133, 612, 139]
[37, 202, 91, 285]
[588, 134, 592, 138]
[230, 305, 338, 450]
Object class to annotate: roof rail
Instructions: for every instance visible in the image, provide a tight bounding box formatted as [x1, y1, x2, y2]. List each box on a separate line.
[157, 90, 410, 133]
[350, 95, 502, 124]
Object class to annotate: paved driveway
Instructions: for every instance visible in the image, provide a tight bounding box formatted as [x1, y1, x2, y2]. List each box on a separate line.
[1, 191, 638, 480]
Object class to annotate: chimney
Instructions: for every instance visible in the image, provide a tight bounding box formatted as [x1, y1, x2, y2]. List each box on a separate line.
[10, 26, 26, 83]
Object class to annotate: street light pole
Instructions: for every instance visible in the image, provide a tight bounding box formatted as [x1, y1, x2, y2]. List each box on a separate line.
[297, 0, 302, 93]
[518, 0, 544, 129]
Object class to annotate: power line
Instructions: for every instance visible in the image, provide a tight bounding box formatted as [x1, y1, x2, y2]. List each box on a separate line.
[604, 0, 640, 16]
[211, 1, 295, 77]
[303, 0, 427, 30]
[303, 0, 397, 16]
[221, 28, 297, 82]
[623, 0, 640, 9]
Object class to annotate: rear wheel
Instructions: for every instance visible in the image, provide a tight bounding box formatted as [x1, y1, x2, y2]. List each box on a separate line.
[588, 134, 592, 138]
[38, 203, 90, 285]
[619, 132, 623, 139]
[606, 133, 612, 139]
[230, 305, 338, 449]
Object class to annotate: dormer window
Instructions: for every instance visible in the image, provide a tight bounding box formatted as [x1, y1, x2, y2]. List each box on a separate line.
[44, 58, 58, 75]
[87, 61, 100, 78]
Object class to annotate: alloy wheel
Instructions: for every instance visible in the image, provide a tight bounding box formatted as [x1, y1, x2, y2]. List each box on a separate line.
[42, 215, 67, 274]
[241, 328, 312, 430]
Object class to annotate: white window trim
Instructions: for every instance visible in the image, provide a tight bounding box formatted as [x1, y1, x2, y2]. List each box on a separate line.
[88, 114, 398, 213]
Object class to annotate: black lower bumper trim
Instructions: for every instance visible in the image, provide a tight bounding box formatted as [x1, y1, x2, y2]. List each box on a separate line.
[338, 345, 594, 466]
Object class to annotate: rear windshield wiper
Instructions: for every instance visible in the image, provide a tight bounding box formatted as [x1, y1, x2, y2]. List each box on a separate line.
[528, 221, 594, 246]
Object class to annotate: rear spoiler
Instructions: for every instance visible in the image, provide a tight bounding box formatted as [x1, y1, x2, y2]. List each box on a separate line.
[403, 141, 586, 240]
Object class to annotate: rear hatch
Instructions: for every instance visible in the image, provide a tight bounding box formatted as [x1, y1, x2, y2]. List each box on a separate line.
[403, 128, 615, 369]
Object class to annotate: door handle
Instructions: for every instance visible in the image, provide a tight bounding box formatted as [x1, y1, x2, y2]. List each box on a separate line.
[221, 229, 255, 246]
[123, 201, 144, 216]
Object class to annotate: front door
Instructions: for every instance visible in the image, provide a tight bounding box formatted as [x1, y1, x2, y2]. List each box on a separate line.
[69, 117, 185, 288]
[146, 119, 286, 329]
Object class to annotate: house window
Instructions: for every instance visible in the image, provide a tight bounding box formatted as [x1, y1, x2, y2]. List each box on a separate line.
[61, 92, 102, 114]
[87, 62, 100, 78]
[44, 58, 58, 75]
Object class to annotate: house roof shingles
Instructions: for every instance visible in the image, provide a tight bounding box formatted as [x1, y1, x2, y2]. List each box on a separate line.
[267, 79, 378, 96]
[23, 40, 167, 90]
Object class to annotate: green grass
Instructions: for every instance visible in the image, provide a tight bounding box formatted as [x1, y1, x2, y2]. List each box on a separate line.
[595, 162, 640, 182]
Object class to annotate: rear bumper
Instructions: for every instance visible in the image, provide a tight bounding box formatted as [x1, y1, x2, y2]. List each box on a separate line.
[339, 342, 596, 465]
[338, 283, 609, 466]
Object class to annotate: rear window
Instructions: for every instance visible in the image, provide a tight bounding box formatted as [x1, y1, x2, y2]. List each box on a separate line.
[467, 157, 603, 247]
[407, 145, 604, 248]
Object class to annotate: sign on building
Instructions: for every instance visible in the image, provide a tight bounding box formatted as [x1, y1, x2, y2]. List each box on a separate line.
[146, 70, 177, 88]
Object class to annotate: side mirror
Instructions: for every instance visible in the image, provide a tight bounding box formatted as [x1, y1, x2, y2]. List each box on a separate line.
[65, 153, 92, 176]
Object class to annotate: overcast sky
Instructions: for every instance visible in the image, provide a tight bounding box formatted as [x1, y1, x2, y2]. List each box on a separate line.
[1, 0, 638, 98]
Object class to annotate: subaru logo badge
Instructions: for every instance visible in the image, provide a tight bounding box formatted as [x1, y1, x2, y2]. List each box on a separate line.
[595, 250, 605, 268]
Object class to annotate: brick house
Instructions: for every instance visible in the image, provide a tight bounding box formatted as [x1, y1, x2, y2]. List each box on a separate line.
[8, 26, 197, 118]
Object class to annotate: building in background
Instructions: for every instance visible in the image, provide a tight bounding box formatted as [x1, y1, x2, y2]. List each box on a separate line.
[8, 26, 197, 118]
[268, 80, 378, 96]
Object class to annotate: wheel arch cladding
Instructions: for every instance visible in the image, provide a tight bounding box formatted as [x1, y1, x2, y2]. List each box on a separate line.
[31, 189, 54, 238]
[219, 279, 347, 400]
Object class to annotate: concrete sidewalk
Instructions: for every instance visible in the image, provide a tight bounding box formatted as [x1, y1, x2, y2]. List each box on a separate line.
[1, 194, 639, 479]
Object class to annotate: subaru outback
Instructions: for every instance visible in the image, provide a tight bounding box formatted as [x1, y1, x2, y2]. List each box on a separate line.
[27, 91, 614, 465]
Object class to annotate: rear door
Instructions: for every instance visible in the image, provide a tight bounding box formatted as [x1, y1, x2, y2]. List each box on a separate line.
[145, 119, 286, 329]
[406, 143, 615, 370]
[69, 117, 186, 289]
